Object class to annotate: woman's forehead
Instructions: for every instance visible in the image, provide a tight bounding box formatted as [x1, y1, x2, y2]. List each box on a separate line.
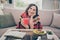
[30, 6, 36, 9]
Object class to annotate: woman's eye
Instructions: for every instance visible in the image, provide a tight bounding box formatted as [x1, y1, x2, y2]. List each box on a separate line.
[30, 8, 36, 11]
[33, 9, 36, 11]
[30, 8, 32, 9]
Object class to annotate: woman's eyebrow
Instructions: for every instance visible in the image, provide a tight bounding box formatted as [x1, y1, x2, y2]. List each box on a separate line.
[30, 8, 32, 9]
[33, 9, 36, 11]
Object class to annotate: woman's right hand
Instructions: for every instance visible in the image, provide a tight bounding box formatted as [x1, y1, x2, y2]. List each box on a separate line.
[21, 18, 29, 29]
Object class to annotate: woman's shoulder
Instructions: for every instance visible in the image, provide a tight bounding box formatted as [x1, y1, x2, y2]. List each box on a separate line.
[20, 12, 27, 18]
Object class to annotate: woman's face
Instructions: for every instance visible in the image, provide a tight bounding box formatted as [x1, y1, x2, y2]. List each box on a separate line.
[28, 6, 36, 17]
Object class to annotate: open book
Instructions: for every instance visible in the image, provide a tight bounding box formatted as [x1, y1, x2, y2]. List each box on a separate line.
[4, 31, 26, 39]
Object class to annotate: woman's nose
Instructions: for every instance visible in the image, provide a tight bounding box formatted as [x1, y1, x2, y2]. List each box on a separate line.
[30, 11, 33, 13]
[30, 10, 33, 12]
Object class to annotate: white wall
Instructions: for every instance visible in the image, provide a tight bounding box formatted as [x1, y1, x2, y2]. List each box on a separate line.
[42, 0, 54, 10]
[42, 0, 59, 10]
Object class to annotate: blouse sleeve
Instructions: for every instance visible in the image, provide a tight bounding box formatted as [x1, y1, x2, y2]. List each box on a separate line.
[33, 16, 43, 29]
[16, 12, 28, 29]
[34, 22, 43, 29]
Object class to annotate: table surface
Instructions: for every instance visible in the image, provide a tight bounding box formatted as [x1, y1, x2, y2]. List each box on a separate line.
[0, 29, 59, 40]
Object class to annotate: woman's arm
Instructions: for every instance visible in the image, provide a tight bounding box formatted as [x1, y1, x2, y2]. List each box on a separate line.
[29, 15, 42, 29]
[16, 16, 29, 29]
[29, 16, 34, 29]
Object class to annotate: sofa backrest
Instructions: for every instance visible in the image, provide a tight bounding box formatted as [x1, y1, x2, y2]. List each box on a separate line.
[3, 8, 25, 24]
[0, 9, 4, 15]
[39, 10, 53, 26]
[3, 9, 53, 26]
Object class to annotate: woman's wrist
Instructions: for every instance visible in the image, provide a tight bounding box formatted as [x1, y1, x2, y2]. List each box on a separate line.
[29, 22, 34, 29]
[25, 25, 29, 29]
[31, 26, 34, 29]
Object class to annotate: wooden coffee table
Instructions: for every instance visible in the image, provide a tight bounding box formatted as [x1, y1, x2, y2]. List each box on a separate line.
[0, 29, 59, 40]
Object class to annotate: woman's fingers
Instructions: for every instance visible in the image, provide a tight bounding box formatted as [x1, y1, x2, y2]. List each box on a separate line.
[21, 19, 29, 29]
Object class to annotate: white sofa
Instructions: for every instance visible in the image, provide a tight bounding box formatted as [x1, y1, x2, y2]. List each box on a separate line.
[0, 8, 60, 38]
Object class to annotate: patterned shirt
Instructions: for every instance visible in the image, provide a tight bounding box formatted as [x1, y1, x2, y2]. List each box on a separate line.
[16, 12, 42, 29]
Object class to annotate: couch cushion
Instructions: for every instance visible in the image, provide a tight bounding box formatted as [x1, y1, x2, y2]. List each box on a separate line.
[0, 9, 4, 15]
[0, 13, 16, 28]
[51, 13, 60, 28]
[39, 10, 53, 26]
[4, 10, 53, 26]
[43, 26, 60, 38]
[11, 10, 24, 24]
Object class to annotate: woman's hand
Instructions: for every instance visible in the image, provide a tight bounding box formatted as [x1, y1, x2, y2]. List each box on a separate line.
[21, 18, 29, 29]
